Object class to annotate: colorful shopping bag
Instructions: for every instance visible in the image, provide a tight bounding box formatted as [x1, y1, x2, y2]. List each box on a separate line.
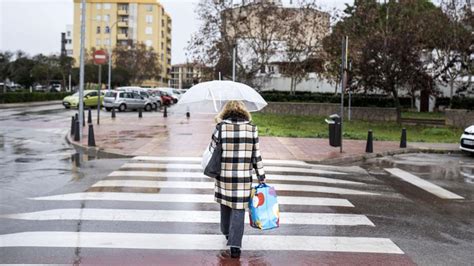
[249, 183, 280, 230]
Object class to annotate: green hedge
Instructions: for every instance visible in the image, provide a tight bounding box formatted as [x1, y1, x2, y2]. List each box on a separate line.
[260, 91, 412, 108]
[451, 96, 474, 110]
[0, 92, 73, 103]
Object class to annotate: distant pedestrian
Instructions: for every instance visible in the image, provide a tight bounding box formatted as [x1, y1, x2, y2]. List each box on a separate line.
[208, 100, 266, 258]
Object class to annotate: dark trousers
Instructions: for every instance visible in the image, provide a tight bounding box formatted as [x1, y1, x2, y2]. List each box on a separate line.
[220, 204, 245, 248]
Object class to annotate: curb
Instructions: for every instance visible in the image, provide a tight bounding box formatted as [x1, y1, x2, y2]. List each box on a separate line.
[65, 133, 133, 159]
[66, 130, 462, 165]
[0, 100, 63, 109]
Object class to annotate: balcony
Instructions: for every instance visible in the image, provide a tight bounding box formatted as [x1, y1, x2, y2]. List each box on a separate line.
[117, 34, 129, 40]
[118, 21, 128, 28]
[118, 9, 129, 16]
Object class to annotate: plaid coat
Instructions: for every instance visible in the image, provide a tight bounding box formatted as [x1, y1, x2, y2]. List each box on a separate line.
[209, 118, 266, 209]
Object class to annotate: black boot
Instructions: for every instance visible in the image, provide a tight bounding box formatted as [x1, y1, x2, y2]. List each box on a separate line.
[230, 247, 241, 258]
[225, 235, 229, 240]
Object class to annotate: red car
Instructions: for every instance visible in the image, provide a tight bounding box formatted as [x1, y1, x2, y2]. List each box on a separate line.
[158, 91, 173, 106]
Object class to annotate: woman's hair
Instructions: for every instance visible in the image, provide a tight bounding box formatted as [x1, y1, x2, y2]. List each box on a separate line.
[216, 100, 251, 122]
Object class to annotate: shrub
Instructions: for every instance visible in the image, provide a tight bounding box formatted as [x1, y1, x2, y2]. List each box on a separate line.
[0, 92, 73, 103]
[451, 96, 474, 110]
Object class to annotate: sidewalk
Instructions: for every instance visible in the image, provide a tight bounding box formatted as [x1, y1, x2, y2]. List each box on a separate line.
[69, 110, 459, 163]
[0, 100, 62, 109]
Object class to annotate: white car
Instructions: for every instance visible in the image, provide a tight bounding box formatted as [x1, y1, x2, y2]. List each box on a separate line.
[460, 125, 474, 154]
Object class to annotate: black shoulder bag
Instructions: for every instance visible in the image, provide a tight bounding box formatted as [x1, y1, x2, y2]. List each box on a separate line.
[204, 123, 222, 178]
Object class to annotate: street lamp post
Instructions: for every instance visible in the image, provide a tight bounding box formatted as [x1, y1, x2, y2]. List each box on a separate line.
[107, 21, 119, 91]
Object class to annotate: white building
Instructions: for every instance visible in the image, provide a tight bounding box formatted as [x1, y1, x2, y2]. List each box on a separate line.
[65, 25, 73, 57]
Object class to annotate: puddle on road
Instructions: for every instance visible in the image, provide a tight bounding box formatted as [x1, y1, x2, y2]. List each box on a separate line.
[365, 153, 474, 184]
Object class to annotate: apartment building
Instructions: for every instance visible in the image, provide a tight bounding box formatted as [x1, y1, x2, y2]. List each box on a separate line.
[170, 63, 212, 89]
[72, 0, 172, 86]
[64, 25, 74, 57]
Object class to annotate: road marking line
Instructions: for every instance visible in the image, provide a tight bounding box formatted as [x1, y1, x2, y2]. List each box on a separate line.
[0, 232, 403, 254]
[92, 180, 379, 196]
[385, 168, 464, 200]
[30, 192, 354, 207]
[132, 156, 357, 172]
[110, 170, 364, 185]
[122, 163, 347, 175]
[1, 209, 374, 226]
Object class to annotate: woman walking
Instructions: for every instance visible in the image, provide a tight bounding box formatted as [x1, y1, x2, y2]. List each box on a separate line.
[208, 100, 266, 258]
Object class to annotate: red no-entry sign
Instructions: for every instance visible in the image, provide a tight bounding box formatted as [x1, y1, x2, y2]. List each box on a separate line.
[93, 50, 108, 65]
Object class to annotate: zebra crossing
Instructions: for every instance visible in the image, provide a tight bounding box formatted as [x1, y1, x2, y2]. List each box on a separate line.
[0, 156, 406, 260]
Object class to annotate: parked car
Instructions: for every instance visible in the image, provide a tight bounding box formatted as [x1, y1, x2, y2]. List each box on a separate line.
[152, 90, 174, 106]
[103, 90, 154, 112]
[116, 87, 161, 110]
[62, 90, 104, 109]
[460, 125, 474, 155]
[156, 87, 179, 103]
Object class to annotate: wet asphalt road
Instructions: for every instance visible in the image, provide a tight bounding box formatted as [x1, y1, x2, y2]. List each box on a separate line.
[0, 104, 473, 265]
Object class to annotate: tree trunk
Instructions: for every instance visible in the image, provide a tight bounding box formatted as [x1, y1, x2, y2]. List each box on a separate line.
[391, 86, 401, 124]
[449, 79, 454, 108]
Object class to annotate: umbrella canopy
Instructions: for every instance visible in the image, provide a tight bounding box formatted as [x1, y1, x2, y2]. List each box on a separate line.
[176, 80, 267, 113]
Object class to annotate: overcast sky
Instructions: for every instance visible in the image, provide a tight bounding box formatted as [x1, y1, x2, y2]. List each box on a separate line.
[0, 0, 353, 64]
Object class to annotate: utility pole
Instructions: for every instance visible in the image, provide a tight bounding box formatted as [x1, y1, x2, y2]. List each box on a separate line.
[78, 0, 86, 141]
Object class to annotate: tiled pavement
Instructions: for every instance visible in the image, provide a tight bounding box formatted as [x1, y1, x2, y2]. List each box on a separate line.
[71, 110, 457, 162]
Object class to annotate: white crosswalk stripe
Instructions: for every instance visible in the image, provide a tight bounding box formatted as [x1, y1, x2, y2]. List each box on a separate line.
[0, 232, 403, 254]
[92, 179, 379, 196]
[31, 192, 355, 207]
[1, 156, 404, 256]
[0, 209, 374, 226]
[121, 162, 348, 175]
[111, 170, 364, 185]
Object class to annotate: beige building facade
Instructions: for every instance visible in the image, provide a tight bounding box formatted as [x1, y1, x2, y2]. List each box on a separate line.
[170, 63, 212, 89]
[72, 0, 172, 86]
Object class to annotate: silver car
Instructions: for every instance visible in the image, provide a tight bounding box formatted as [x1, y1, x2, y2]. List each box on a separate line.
[103, 90, 154, 112]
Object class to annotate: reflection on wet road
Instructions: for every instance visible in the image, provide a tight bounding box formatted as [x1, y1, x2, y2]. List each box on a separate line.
[0, 105, 78, 213]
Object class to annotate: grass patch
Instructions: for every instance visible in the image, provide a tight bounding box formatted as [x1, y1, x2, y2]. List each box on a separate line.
[252, 113, 462, 143]
[401, 111, 445, 120]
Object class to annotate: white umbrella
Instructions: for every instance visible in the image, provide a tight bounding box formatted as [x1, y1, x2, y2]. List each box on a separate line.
[176, 80, 267, 113]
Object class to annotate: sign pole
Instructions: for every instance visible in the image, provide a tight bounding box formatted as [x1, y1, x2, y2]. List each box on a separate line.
[97, 64, 102, 125]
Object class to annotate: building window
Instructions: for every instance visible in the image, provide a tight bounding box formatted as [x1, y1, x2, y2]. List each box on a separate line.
[145, 27, 152, 35]
[161, 53, 164, 61]
[96, 15, 101, 22]
[162, 19, 165, 27]
[104, 14, 110, 22]
[96, 3, 101, 9]
[146, 4, 153, 11]
[161, 42, 164, 50]
[96, 39, 101, 46]
[104, 38, 110, 45]
[103, 3, 111, 10]
[145, 40, 152, 47]
[146, 15, 153, 24]
[96, 26, 101, 34]
[161, 31, 164, 38]
[67, 31, 71, 37]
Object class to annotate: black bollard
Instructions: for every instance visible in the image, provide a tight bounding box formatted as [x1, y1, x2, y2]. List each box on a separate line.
[87, 108, 92, 124]
[163, 106, 168, 117]
[74, 120, 80, 141]
[365, 130, 373, 153]
[186, 111, 190, 118]
[400, 128, 407, 148]
[88, 124, 96, 147]
[139, 108, 143, 118]
[111, 107, 116, 118]
[70, 116, 75, 137]
[75, 113, 78, 121]
[82, 110, 85, 127]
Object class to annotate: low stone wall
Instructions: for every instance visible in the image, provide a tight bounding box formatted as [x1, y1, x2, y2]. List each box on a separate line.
[260, 102, 398, 122]
[445, 109, 474, 128]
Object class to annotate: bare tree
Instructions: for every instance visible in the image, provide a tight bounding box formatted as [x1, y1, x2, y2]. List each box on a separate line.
[113, 43, 161, 86]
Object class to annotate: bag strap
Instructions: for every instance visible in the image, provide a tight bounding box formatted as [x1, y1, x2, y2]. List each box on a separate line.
[217, 122, 223, 145]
